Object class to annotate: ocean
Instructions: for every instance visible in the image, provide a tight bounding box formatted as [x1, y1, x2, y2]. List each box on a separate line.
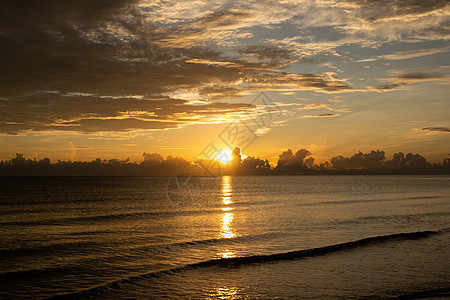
[1, 175, 449, 299]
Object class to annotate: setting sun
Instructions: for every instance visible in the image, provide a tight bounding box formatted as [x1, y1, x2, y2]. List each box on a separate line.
[216, 150, 248, 164]
[217, 151, 232, 164]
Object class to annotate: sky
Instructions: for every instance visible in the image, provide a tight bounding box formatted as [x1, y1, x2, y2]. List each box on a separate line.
[0, 0, 449, 164]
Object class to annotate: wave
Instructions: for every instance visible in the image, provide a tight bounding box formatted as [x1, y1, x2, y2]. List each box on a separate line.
[329, 211, 450, 225]
[136, 231, 282, 252]
[0, 208, 217, 226]
[296, 195, 446, 207]
[402, 195, 445, 200]
[0, 212, 159, 226]
[0, 266, 89, 282]
[395, 287, 450, 299]
[0, 241, 107, 260]
[0, 232, 281, 266]
[49, 229, 441, 299]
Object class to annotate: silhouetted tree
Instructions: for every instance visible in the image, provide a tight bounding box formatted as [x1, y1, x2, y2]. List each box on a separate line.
[0, 149, 448, 176]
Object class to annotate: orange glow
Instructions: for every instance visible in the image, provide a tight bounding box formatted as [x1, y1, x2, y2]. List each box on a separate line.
[216, 150, 248, 164]
[220, 212, 235, 239]
[212, 287, 238, 298]
[217, 250, 236, 259]
[222, 176, 233, 205]
[220, 176, 236, 239]
[217, 150, 232, 164]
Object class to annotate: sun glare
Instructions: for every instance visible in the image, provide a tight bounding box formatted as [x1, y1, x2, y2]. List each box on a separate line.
[217, 150, 232, 163]
[216, 150, 247, 164]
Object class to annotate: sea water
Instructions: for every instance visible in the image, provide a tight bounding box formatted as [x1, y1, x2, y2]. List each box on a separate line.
[1, 175, 449, 298]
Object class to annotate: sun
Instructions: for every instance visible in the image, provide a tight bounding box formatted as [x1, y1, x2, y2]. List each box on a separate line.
[217, 150, 232, 164]
[216, 150, 247, 163]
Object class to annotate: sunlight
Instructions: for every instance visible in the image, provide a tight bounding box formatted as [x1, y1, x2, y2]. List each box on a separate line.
[211, 287, 238, 298]
[216, 150, 247, 164]
[220, 176, 236, 239]
[217, 250, 236, 259]
[220, 212, 235, 239]
[222, 175, 232, 205]
[217, 150, 232, 164]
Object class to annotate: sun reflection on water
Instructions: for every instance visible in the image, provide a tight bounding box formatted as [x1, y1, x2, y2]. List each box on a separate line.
[219, 176, 236, 259]
[220, 212, 235, 239]
[222, 175, 233, 205]
[210, 287, 239, 299]
[217, 249, 236, 259]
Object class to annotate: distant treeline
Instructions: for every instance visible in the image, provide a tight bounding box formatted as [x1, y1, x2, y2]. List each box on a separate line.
[1, 148, 449, 176]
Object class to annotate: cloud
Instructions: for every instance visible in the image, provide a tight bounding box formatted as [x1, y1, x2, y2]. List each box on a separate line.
[306, 113, 341, 118]
[377, 47, 450, 61]
[241, 45, 296, 62]
[357, 46, 450, 63]
[1, 0, 448, 137]
[395, 71, 444, 82]
[369, 69, 448, 92]
[2, 0, 372, 135]
[369, 83, 406, 92]
[0, 92, 259, 134]
[348, 0, 448, 21]
[295, 103, 349, 116]
[420, 127, 450, 132]
[153, 9, 256, 48]
[244, 73, 353, 93]
[292, 0, 450, 51]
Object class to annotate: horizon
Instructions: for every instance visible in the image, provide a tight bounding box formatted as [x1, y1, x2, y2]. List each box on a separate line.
[3, 148, 450, 165]
[2, 147, 449, 176]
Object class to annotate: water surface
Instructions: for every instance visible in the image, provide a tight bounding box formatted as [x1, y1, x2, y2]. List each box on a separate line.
[1, 175, 449, 298]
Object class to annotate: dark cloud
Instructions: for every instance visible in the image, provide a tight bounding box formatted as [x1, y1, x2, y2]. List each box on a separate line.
[396, 71, 443, 81]
[242, 45, 296, 62]
[375, 47, 450, 61]
[308, 113, 340, 117]
[0, 0, 141, 97]
[420, 127, 450, 132]
[1, 2, 246, 99]
[370, 83, 405, 92]
[0, 92, 255, 134]
[189, 10, 252, 29]
[349, 0, 449, 21]
[244, 73, 352, 93]
[370, 70, 446, 92]
[293, 0, 450, 46]
[0, 1, 359, 134]
[153, 9, 254, 49]
[198, 86, 247, 100]
[0, 0, 136, 30]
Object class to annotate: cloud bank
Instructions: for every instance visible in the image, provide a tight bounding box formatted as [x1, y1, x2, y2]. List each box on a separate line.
[2, 0, 448, 134]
